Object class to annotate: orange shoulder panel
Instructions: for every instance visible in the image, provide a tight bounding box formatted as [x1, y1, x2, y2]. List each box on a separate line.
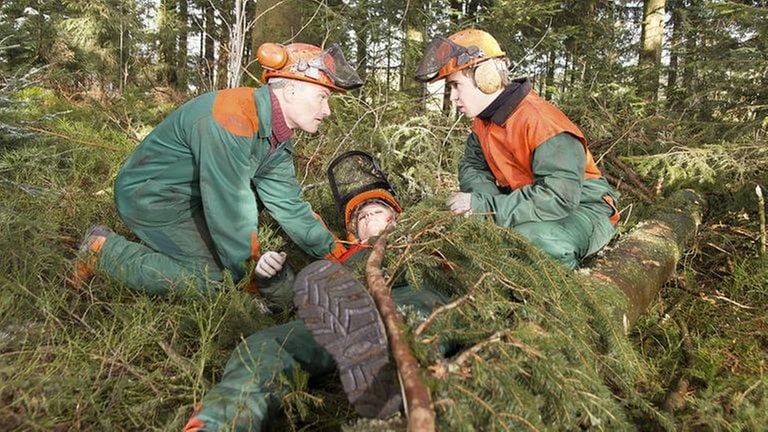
[211, 87, 260, 137]
[472, 92, 602, 189]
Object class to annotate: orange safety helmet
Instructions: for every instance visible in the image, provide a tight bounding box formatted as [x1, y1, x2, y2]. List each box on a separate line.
[344, 189, 402, 242]
[257, 42, 363, 92]
[415, 28, 505, 83]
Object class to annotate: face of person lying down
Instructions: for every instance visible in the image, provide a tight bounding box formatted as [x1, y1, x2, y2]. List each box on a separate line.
[355, 202, 396, 242]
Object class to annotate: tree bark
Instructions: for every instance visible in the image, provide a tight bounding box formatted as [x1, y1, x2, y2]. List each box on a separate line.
[366, 232, 436, 432]
[249, 0, 309, 84]
[159, 0, 178, 86]
[250, 0, 306, 45]
[177, 0, 189, 90]
[638, 0, 666, 102]
[589, 189, 706, 330]
[203, 1, 216, 89]
[666, 0, 681, 110]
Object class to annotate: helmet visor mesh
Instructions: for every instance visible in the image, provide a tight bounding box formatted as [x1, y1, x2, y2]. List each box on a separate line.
[415, 36, 479, 81]
[327, 151, 395, 215]
[309, 44, 364, 90]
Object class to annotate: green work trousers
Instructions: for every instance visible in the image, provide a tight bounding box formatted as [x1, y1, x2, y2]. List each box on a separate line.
[189, 284, 448, 431]
[97, 207, 224, 295]
[513, 200, 616, 270]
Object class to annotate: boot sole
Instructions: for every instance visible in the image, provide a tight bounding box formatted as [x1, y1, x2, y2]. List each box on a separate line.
[294, 260, 402, 419]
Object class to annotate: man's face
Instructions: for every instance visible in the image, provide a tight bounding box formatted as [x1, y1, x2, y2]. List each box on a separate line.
[445, 69, 493, 118]
[283, 80, 332, 133]
[355, 202, 396, 242]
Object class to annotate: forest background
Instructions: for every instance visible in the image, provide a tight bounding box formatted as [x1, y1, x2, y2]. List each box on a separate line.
[1, 0, 767, 430]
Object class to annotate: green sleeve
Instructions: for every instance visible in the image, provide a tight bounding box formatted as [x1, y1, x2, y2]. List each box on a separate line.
[254, 152, 335, 259]
[191, 118, 259, 279]
[458, 132, 502, 195]
[470, 133, 586, 227]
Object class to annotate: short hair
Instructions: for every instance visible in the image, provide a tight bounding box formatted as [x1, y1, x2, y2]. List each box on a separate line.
[267, 77, 291, 89]
[461, 58, 511, 88]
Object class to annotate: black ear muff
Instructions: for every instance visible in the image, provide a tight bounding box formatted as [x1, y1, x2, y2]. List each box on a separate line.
[474, 60, 502, 94]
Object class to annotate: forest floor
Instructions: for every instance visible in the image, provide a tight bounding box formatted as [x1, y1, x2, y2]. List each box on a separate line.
[1, 85, 767, 431]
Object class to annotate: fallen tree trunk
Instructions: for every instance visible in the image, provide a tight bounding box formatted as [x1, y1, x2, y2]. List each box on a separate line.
[589, 189, 706, 330]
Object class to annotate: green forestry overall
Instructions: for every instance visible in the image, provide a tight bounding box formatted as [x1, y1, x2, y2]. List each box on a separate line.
[97, 86, 336, 295]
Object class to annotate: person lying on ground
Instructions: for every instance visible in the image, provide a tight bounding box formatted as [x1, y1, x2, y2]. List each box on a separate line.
[182, 151, 449, 431]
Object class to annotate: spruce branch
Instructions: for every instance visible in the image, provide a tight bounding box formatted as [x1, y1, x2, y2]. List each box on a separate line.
[414, 273, 491, 337]
[602, 173, 654, 204]
[663, 319, 694, 413]
[451, 383, 541, 431]
[451, 330, 543, 368]
[366, 230, 435, 432]
[606, 154, 657, 198]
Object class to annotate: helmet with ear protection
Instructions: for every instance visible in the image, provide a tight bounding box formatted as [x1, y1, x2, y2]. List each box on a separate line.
[257, 42, 363, 92]
[326, 150, 401, 242]
[415, 28, 507, 93]
[473, 59, 507, 94]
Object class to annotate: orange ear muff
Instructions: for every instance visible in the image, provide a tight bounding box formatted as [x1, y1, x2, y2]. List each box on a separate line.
[257, 43, 288, 70]
[474, 60, 502, 94]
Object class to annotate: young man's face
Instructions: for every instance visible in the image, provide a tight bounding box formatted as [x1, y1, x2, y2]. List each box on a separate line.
[355, 202, 396, 242]
[283, 80, 332, 133]
[445, 69, 494, 118]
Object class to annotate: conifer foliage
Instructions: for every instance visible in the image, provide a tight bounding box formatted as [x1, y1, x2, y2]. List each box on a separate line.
[378, 200, 668, 431]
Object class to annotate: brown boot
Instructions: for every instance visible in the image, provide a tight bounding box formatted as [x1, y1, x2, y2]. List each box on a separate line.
[67, 224, 112, 289]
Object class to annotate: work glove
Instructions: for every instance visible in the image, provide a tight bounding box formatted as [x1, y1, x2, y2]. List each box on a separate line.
[446, 192, 472, 215]
[255, 251, 287, 278]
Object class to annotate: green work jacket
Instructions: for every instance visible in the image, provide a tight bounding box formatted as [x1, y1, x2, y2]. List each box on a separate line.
[114, 86, 334, 280]
[458, 80, 618, 227]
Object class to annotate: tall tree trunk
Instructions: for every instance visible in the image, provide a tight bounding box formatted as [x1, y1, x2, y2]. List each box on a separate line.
[545, 49, 556, 100]
[216, 0, 233, 89]
[249, 0, 307, 84]
[638, 0, 666, 102]
[177, 0, 189, 91]
[159, 0, 178, 87]
[355, 26, 369, 82]
[227, 0, 248, 88]
[681, 0, 698, 115]
[352, 3, 370, 83]
[204, 1, 216, 90]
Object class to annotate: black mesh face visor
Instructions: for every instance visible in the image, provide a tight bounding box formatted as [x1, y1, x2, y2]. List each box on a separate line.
[415, 36, 482, 82]
[327, 150, 395, 216]
[302, 43, 364, 90]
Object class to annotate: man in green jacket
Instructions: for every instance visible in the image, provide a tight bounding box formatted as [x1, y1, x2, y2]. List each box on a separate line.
[416, 29, 620, 269]
[69, 42, 362, 296]
[182, 151, 448, 431]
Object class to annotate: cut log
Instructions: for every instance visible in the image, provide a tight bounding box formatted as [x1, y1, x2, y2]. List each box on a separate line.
[589, 189, 706, 330]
